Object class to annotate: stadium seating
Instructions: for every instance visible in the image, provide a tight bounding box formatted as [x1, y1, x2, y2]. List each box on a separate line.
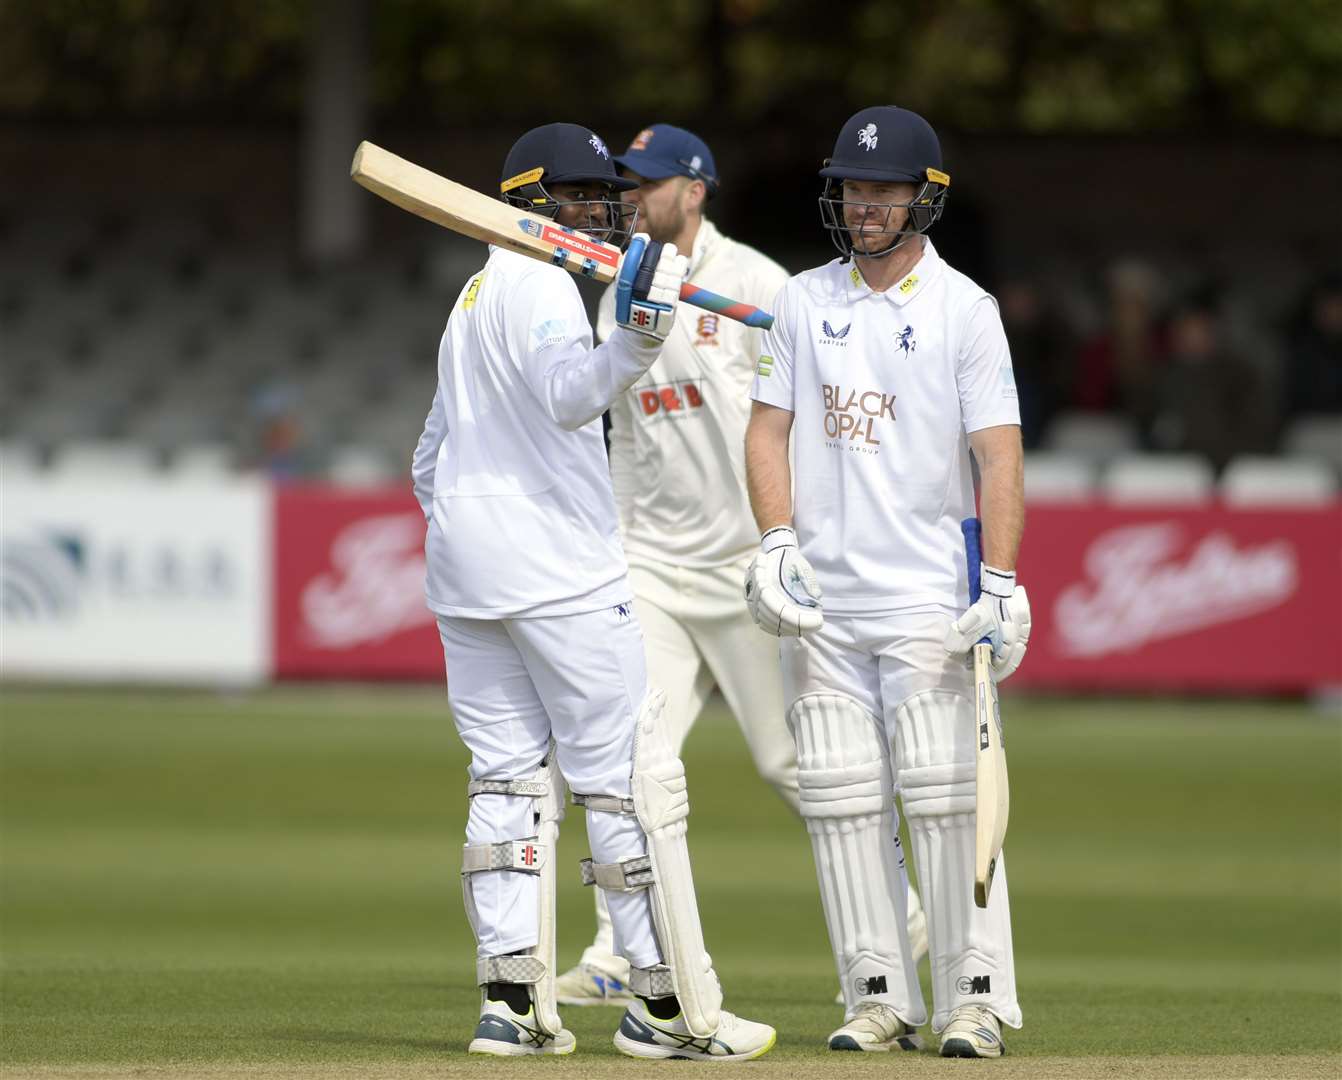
[1282, 415, 1342, 474]
[1220, 455, 1338, 506]
[2, 204, 1337, 496]
[1101, 454, 1216, 505]
[327, 444, 399, 488]
[1043, 411, 1140, 464]
[46, 440, 161, 481]
[1022, 452, 1097, 502]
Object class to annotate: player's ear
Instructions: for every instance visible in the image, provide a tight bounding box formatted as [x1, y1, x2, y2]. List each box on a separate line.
[685, 178, 707, 214]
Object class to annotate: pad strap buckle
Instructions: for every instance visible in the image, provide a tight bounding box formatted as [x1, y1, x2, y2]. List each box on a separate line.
[468, 778, 551, 798]
[627, 964, 677, 998]
[476, 953, 546, 986]
[462, 839, 546, 873]
[579, 854, 654, 891]
[572, 792, 636, 814]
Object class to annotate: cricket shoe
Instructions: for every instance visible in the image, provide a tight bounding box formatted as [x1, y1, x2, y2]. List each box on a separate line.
[828, 1002, 923, 1051]
[832, 901, 929, 1005]
[940, 1004, 1004, 1058]
[467, 997, 575, 1056]
[614, 998, 776, 1061]
[555, 961, 635, 1006]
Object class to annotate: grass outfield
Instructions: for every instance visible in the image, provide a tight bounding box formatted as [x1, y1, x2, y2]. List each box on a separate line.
[1, 686, 1339, 1078]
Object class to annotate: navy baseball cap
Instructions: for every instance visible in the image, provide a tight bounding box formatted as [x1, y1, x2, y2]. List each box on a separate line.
[615, 124, 719, 197]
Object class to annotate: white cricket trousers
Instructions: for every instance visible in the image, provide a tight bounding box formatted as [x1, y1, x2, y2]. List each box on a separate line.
[438, 606, 661, 970]
[578, 556, 798, 971]
[782, 608, 1021, 1031]
[629, 556, 798, 809]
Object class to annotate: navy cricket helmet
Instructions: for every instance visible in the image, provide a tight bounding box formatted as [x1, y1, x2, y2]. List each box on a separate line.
[818, 106, 950, 259]
[500, 123, 638, 246]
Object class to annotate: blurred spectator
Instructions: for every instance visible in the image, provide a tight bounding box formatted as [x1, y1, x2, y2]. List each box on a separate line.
[1284, 271, 1342, 417]
[998, 278, 1073, 448]
[245, 382, 315, 480]
[1073, 260, 1166, 429]
[1149, 291, 1276, 470]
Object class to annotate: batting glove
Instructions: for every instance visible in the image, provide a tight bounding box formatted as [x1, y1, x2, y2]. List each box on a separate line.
[744, 526, 823, 637]
[615, 233, 686, 344]
[944, 564, 1033, 681]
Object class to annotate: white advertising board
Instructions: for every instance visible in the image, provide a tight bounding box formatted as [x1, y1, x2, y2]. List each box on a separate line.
[1, 479, 271, 684]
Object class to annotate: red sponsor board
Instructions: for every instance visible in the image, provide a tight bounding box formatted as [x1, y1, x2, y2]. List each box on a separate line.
[271, 487, 1342, 691]
[1012, 505, 1342, 692]
[273, 487, 442, 679]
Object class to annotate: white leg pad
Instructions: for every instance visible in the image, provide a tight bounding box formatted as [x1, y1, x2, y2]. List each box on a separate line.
[630, 688, 723, 1037]
[461, 749, 567, 1037]
[792, 693, 927, 1025]
[894, 691, 1021, 1031]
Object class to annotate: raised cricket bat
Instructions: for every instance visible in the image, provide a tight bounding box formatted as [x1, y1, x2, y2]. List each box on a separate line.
[961, 518, 1009, 909]
[350, 141, 775, 329]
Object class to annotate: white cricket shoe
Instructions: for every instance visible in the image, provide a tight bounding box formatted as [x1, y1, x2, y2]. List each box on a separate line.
[467, 996, 575, 1056]
[613, 998, 776, 1061]
[940, 1004, 1004, 1058]
[554, 961, 636, 1006]
[827, 1001, 923, 1051]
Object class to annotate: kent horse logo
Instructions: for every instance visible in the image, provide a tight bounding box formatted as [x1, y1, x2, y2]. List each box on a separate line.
[896, 325, 916, 355]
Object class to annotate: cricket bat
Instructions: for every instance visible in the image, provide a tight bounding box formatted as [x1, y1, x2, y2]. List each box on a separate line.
[350, 141, 775, 330]
[961, 517, 1009, 909]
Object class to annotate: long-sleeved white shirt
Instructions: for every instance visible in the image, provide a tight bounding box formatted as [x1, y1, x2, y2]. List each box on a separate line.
[597, 219, 789, 568]
[412, 246, 662, 617]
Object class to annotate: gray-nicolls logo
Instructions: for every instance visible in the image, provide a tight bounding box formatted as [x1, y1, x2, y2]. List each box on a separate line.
[855, 975, 888, 996]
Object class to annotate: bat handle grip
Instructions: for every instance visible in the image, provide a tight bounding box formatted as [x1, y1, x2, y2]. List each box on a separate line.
[960, 517, 992, 648]
[678, 282, 775, 330]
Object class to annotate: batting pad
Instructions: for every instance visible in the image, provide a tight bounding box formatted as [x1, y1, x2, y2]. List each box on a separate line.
[791, 693, 926, 1024]
[630, 688, 724, 1037]
[461, 750, 567, 1037]
[893, 691, 1021, 1031]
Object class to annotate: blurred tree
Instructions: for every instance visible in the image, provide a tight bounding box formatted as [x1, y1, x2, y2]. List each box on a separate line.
[2, 0, 1339, 133]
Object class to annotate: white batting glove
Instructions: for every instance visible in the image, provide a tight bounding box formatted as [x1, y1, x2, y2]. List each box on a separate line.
[744, 526, 823, 637]
[943, 565, 1033, 681]
[615, 233, 686, 344]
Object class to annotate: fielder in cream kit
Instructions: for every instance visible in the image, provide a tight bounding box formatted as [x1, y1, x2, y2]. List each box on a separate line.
[745, 106, 1033, 1057]
[412, 121, 774, 1061]
[556, 124, 928, 1006]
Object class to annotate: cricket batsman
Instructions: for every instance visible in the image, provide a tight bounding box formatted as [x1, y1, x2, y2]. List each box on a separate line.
[743, 106, 1031, 1056]
[411, 121, 775, 1061]
[555, 123, 929, 1008]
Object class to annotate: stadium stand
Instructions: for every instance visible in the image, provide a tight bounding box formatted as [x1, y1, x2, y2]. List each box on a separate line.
[1220, 455, 1338, 507]
[1043, 411, 1140, 465]
[1, 198, 1336, 499]
[1021, 452, 1097, 503]
[1102, 453, 1216, 505]
[1282, 415, 1342, 474]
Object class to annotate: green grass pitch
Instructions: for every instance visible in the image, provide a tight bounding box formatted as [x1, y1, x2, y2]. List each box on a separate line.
[1, 686, 1338, 1077]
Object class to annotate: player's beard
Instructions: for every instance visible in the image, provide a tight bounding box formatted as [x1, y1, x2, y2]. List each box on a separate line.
[646, 201, 687, 246]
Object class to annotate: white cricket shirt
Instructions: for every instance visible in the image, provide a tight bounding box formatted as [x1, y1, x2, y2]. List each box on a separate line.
[750, 241, 1020, 613]
[597, 219, 790, 567]
[412, 247, 662, 618]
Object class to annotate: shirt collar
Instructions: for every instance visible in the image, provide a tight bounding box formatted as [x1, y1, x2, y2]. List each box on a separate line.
[842, 239, 942, 306]
[687, 217, 718, 276]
